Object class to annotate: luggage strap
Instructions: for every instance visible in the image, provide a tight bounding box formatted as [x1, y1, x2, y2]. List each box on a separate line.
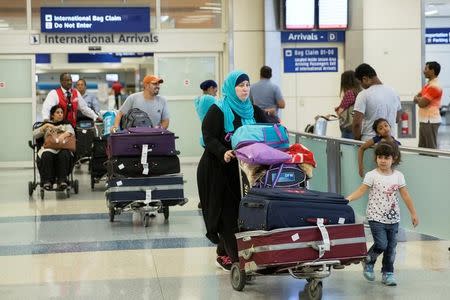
[315, 218, 331, 259]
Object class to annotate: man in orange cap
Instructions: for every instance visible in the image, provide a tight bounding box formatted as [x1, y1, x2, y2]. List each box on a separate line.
[111, 75, 170, 132]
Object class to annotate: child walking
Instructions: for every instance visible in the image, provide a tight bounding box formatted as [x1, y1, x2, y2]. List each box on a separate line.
[347, 141, 419, 286]
[358, 118, 400, 177]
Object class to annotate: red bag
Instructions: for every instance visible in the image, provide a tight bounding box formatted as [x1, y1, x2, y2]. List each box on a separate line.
[285, 143, 316, 167]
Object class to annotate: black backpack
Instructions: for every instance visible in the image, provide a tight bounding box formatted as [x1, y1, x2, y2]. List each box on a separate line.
[121, 108, 153, 129]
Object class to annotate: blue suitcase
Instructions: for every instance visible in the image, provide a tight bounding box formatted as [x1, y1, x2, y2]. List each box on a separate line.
[238, 188, 354, 231]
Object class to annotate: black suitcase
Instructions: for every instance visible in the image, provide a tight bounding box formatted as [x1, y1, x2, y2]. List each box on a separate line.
[106, 175, 185, 206]
[106, 155, 180, 178]
[238, 188, 355, 231]
[90, 137, 108, 177]
[75, 127, 95, 159]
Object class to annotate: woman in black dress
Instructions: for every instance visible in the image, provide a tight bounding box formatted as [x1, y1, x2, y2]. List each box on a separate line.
[197, 70, 267, 269]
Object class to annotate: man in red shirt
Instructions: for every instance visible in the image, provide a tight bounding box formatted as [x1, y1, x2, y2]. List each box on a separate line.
[414, 61, 443, 149]
[111, 80, 123, 109]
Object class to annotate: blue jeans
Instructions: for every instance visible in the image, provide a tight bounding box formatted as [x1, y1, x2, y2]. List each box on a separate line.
[366, 221, 399, 273]
[341, 128, 354, 139]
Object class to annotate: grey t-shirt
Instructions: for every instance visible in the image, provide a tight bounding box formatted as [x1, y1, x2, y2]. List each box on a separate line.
[120, 92, 169, 127]
[354, 84, 401, 141]
[250, 79, 283, 113]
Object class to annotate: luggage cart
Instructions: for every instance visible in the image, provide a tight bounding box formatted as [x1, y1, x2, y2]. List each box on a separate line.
[304, 114, 339, 136]
[230, 223, 367, 300]
[105, 175, 188, 227]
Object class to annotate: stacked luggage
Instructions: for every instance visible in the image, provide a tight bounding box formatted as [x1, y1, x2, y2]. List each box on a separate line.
[89, 135, 108, 189]
[75, 119, 95, 163]
[105, 127, 187, 227]
[228, 123, 367, 296]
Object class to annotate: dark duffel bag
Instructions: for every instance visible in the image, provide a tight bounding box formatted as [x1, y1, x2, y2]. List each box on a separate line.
[92, 137, 107, 158]
[90, 156, 107, 175]
[107, 155, 180, 178]
[238, 188, 354, 231]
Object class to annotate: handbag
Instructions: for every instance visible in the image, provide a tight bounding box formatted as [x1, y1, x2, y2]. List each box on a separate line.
[43, 133, 76, 152]
[230, 123, 289, 150]
[339, 105, 354, 130]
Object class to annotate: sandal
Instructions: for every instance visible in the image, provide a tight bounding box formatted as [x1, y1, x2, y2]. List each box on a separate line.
[58, 182, 68, 190]
[43, 182, 52, 190]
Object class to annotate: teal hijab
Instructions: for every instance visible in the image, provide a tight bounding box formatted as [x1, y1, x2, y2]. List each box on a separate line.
[194, 94, 217, 146]
[216, 70, 255, 133]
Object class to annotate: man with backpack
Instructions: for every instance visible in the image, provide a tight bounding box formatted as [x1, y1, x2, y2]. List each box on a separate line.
[111, 75, 170, 132]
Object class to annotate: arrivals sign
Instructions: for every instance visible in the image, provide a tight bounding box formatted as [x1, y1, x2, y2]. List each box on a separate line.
[40, 7, 150, 33]
[281, 30, 345, 43]
[284, 48, 338, 73]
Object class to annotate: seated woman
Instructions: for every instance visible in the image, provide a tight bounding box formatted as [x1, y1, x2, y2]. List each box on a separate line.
[33, 105, 75, 190]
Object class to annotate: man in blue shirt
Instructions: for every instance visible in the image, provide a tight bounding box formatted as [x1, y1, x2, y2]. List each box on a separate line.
[76, 78, 100, 115]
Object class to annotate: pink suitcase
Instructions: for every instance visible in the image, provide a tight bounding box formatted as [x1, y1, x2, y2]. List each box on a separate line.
[236, 222, 367, 272]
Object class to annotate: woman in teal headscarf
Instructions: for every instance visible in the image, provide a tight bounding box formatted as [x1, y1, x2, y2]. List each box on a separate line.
[194, 80, 218, 147]
[197, 70, 267, 269]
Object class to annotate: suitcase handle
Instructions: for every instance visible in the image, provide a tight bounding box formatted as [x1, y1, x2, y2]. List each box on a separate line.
[243, 202, 265, 209]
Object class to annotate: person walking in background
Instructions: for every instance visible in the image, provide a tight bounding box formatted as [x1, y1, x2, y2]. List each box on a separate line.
[250, 65, 285, 123]
[414, 61, 443, 149]
[197, 71, 267, 270]
[111, 80, 123, 110]
[347, 141, 419, 287]
[76, 79, 100, 114]
[195, 79, 218, 210]
[111, 75, 169, 132]
[335, 70, 361, 139]
[42, 72, 101, 127]
[352, 64, 402, 141]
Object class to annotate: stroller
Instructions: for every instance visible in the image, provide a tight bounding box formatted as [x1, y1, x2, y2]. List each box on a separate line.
[304, 114, 338, 136]
[28, 122, 79, 199]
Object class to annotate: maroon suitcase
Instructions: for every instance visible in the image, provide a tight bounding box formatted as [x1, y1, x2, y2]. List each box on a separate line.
[236, 223, 367, 272]
[107, 127, 177, 157]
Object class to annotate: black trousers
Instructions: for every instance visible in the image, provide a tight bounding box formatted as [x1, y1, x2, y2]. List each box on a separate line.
[37, 150, 73, 183]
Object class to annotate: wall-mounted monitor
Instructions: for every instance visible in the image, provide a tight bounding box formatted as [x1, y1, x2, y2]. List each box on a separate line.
[285, 0, 315, 30]
[106, 73, 119, 82]
[318, 0, 348, 29]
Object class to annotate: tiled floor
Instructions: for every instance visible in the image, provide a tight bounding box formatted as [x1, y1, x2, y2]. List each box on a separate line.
[0, 158, 449, 300]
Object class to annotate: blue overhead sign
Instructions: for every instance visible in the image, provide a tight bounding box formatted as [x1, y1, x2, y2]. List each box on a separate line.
[281, 31, 345, 43]
[425, 28, 450, 44]
[40, 7, 150, 33]
[284, 48, 338, 73]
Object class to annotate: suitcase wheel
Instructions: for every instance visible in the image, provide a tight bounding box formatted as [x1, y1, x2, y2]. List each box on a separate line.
[28, 181, 34, 196]
[303, 280, 322, 300]
[109, 206, 115, 222]
[163, 206, 169, 220]
[230, 263, 246, 291]
[90, 176, 95, 190]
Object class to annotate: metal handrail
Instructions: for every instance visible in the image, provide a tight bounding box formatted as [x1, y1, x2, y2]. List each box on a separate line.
[289, 131, 450, 157]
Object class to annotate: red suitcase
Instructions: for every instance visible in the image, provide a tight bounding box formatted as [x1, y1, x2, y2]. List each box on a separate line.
[236, 222, 367, 272]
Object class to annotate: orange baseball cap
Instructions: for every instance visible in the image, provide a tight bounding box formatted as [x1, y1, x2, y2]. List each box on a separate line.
[143, 75, 163, 84]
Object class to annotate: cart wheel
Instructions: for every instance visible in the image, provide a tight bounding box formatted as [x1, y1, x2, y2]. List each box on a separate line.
[304, 280, 322, 300]
[143, 214, 150, 227]
[109, 206, 115, 222]
[73, 180, 79, 194]
[28, 181, 34, 196]
[230, 263, 246, 291]
[40, 189, 45, 200]
[90, 176, 95, 190]
[163, 206, 169, 220]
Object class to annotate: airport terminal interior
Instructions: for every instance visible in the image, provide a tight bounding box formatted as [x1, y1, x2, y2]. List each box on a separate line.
[1, 1, 450, 299]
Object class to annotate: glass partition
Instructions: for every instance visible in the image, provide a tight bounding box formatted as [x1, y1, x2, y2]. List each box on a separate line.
[293, 131, 450, 240]
[298, 136, 328, 192]
[0, 1, 27, 30]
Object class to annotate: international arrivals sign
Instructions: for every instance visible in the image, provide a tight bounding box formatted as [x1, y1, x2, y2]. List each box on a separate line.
[40, 7, 150, 33]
